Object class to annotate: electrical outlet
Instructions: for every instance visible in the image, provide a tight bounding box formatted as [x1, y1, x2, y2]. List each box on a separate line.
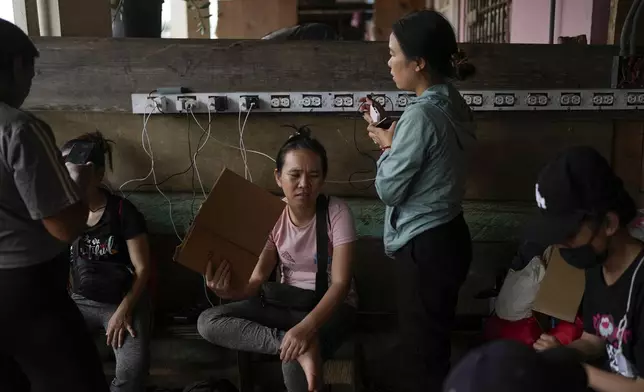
[333, 94, 354, 108]
[592, 93, 614, 106]
[526, 93, 549, 106]
[147, 96, 167, 112]
[397, 94, 414, 108]
[463, 93, 483, 107]
[626, 92, 644, 105]
[240, 95, 260, 111]
[301, 94, 322, 108]
[209, 96, 228, 112]
[493, 93, 516, 107]
[370, 94, 387, 107]
[270, 95, 291, 109]
[178, 96, 198, 111]
[560, 93, 582, 106]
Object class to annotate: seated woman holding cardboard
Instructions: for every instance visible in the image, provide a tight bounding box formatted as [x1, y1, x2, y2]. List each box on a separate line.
[197, 127, 357, 392]
[529, 147, 644, 392]
[62, 132, 152, 392]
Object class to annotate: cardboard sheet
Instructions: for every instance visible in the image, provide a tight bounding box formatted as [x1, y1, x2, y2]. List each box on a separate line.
[174, 168, 285, 289]
[532, 246, 585, 323]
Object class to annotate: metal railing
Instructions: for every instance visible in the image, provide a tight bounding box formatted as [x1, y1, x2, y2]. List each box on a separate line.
[465, 0, 511, 43]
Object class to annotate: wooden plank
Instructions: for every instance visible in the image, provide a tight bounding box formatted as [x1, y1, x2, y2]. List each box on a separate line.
[24, 37, 620, 112]
[608, 0, 620, 45]
[612, 121, 643, 200]
[466, 115, 614, 200]
[216, 0, 297, 39]
[37, 110, 613, 201]
[57, 0, 112, 37]
[373, 0, 425, 41]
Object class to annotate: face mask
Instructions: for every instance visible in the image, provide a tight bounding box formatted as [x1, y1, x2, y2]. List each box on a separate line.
[559, 244, 608, 269]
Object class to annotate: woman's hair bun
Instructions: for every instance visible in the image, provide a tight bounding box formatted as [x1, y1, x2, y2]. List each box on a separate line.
[452, 49, 476, 81]
[283, 124, 313, 140]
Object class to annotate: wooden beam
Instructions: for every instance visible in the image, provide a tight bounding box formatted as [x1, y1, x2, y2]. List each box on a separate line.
[373, 0, 425, 41]
[58, 0, 112, 36]
[13, 0, 40, 36]
[37, 110, 613, 201]
[39, 0, 112, 37]
[216, 0, 297, 39]
[25, 37, 621, 112]
[36, 0, 55, 35]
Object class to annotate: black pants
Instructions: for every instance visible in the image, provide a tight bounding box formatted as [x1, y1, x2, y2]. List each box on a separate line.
[394, 214, 472, 392]
[0, 254, 109, 392]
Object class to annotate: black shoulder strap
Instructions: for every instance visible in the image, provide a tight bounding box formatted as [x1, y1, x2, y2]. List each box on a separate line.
[315, 194, 330, 301]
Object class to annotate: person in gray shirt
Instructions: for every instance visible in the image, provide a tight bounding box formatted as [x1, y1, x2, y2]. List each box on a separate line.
[0, 19, 109, 392]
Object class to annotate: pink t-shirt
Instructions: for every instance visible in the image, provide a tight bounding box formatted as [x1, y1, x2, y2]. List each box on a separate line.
[264, 197, 358, 307]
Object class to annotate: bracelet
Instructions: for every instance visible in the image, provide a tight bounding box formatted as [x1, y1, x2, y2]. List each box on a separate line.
[381, 146, 391, 152]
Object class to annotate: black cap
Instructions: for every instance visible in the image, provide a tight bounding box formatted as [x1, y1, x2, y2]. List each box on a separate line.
[0, 18, 39, 61]
[525, 146, 634, 245]
[443, 340, 588, 392]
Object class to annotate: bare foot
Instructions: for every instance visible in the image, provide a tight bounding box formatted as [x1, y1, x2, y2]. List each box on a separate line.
[296, 338, 322, 391]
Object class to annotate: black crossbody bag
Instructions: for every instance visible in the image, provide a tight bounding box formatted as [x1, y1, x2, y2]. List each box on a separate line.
[259, 195, 330, 312]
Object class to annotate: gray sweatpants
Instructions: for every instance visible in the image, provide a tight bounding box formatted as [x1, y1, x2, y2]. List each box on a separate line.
[197, 298, 356, 392]
[72, 292, 151, 392]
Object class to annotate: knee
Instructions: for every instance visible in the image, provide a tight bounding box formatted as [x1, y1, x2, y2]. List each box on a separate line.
[115, 350, 148, 382]
[197, 306, 227, 341]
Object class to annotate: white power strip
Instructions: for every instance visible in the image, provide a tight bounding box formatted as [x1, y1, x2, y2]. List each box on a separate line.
[132, 89, 644, 114]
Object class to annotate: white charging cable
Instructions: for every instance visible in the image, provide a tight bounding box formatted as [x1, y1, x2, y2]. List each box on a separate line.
[192, 111, 275, 163]
[119, 105, 182, 241]
[237, 103, 255, 181]
[118, 108, 155, 193]
[188, 106, 211, 199]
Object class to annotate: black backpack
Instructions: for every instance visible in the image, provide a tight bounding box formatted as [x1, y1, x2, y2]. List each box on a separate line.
[183, 378, 239, 392]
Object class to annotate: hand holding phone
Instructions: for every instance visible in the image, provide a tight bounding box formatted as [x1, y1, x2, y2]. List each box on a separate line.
[364, 95, 394, 129]
[65, 142, 96, 165]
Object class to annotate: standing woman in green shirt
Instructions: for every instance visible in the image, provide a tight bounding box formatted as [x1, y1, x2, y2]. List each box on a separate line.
[364, 10, 477, 392]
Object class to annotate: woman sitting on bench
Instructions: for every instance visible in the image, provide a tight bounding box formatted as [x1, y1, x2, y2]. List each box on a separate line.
[197, 127, 357, 392]
[63, 132, 152, 392]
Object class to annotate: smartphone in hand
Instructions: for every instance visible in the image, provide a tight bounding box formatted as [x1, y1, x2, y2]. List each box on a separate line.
[366, 95, 394, 129]
[65, 142, 96, 165]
